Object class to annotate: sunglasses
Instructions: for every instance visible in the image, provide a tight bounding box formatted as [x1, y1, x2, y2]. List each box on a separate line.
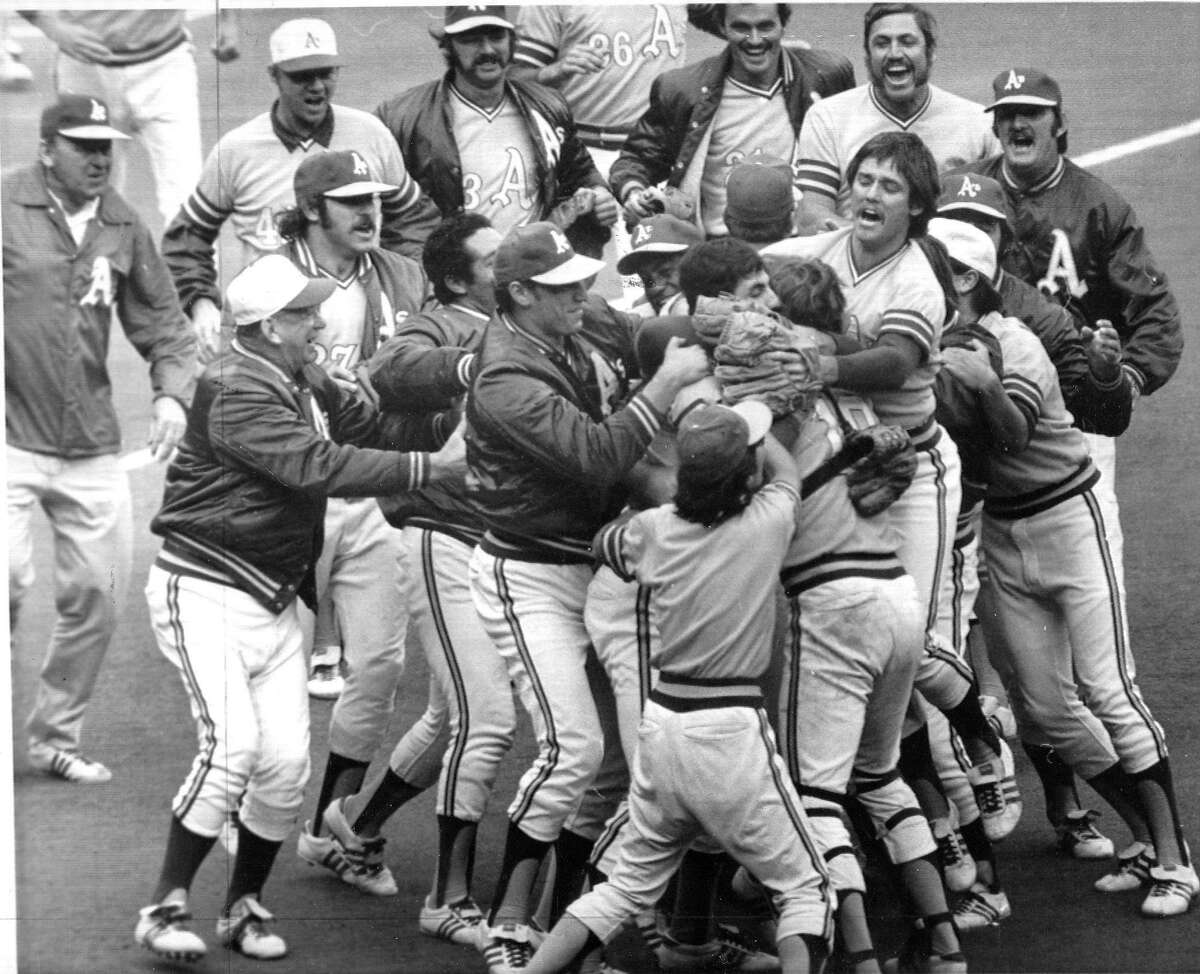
[281, 67, 338, 85]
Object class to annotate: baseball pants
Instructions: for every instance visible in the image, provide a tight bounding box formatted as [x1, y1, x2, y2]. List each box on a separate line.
[566, 700, 833, 947]
[56, 41, 201, 228]
[390, 527, 514, 819]
[469, 549, 603, 844]
[318, 498, 410, 762]
[981, 488, 1167, 779]
[779, 574, 936, 891]
[9, 446, 132, 755]
[145, 565, 311, 843]
[1083, 432, 1125, 589]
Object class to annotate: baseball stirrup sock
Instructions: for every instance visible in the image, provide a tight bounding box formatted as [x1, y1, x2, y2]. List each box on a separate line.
[960, 817, 996, 869]
[225, 824, 283, 911]
[313, 753, 369, 835]
[1022, 741, 1080, 823]
[488, 822, 551, 924]
[1131, 759, 1189, 864]
[354, 768, 423, 834]
[943, 694, 1002, 762]
[434, 815, 479, 906]
[153, 816, 217, 903]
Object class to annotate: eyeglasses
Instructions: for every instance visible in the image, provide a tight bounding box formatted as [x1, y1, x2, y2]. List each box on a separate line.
[281, 67, 338, 85]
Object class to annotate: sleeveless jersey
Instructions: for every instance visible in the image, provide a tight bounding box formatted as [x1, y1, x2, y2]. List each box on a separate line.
[763, 227, 945, 429]
[451, 88, 541, 236]
[796, 84, 998, 211]
[514, 5, 687, 148]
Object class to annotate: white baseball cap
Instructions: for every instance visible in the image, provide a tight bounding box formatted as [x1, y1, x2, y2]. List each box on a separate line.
[226, 255, 337, 326]
[270, 18, 343, 72]
[926, 218, 997, 280]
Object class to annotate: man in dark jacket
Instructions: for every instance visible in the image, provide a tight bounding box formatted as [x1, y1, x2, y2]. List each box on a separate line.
[612, 2, 854, 237]
[5, 94, 196, 786]
[134, 254, 465, 965]
[374, 5, 618, 257]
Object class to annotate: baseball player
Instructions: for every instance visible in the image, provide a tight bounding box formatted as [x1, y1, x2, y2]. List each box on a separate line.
[725, 156, 798, 246]
[612, 2, 854, 237]
[375, 6, 617, 252]
[6, 95, 196, 785]
[304, 212, 510, 947]
[133, 255, 466, 964]
[261, 150, 436, 898]
[954, 67, 1183, 860]
[525, 401, 833, 974]
[931, 218, 1197, 919]
[767, 259, 967, 973]
[463, 221, 709, 973]
[162, 17, 439, 362]
[614, 213, 704, 317]
[22, 9, 205, 229]
[795, 2, 998, 234]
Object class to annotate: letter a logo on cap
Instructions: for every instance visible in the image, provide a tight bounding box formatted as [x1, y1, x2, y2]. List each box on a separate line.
[351, 151, 369, 176]
[467, 5, 486, 11]
[305, 31, 321, 50]
[90, 99, 107, 122]
[1004, 69, 1026, 91]
[633, 224, 653, 247]
[958, 176, 980, 198]
[550, 228, 571, 254]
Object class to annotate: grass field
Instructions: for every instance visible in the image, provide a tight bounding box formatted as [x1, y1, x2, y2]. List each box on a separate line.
[4, 5, 1200, 972]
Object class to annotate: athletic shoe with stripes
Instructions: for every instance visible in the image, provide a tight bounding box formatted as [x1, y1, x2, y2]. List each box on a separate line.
[1056, 809, 1115, 859]
[477, 920, 543, 974]
[297, 821, 356, 883]
[1095, 842, 1156, 893]
[217, 895, 287, 960]
[932, 816, 976, 893]
[952, 883, 1012, 931]
[967, 741, 1021, 842]
[1141, 863, 1199, 917]
[420, 897, 484, 946]
[135, 901, 206, 963]
[657, 924, 780, 971]
[28, 744, 112, 784]
[321, 797, 398, 896]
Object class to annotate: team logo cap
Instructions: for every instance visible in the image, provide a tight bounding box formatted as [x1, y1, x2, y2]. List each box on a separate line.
[430, 5, 515, 40]
[270, 18, 343, 72]
[616, 215, 704, 275]
[494, 221, 606, 288]
[927, 218, 998, 281]
[936, 173, 1008, 223]
[677, 401, 773, 485]
[294, 150, 397, 205]
[724, 156, 795, 231]
[40, 94, 130, 141]
[226, 254, 337, 327]
[985, 68, 1062, 112]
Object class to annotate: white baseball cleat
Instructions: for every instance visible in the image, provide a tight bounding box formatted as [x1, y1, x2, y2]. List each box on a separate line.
[307, 662, 344, 699]
[217, 895, 287, 959]
[932, 814, 977, 893]
[1141, 863, 1199, 918]
[136, 901, 206, 963]
[952, 883, 1012, 931]
[477, 920, 543, 974]
[1095, 842, 1156, 893]
[967, 740, 1022, 843]
[657, 924, 780, 972]
[1056, 809, 1115, 859]
[321, 796, 398, 896]
[420, 896, 485, 945]
[28, 744, 112, 784]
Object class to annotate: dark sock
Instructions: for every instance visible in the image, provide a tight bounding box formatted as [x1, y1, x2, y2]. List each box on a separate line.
[152, 816, 217, 903]
[312, 753, 369, 836]
[1087, 761, 1150, 838]
[224, 822, 283, 911]
[899, 724, 949, 820]
[1022, 741, 1078, 825]
[1131, 758, 1189, 864]
[489, 822, 552, 924]
[353, 768, 423, 837]
[434, 815, 479, 905]
[943, 694, 1002, 761]
[670, 851, 722, 945]
[959, 818, 998, 885]
[548, 829, 596, 925]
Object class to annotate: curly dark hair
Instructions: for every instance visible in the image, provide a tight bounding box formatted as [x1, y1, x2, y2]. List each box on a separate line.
[678, 237, 765, 313]
[771, 258, 846, 333]
[423, 211, 494, 306]
[674, 447, 760, 527]
[846, 131, 940, 238]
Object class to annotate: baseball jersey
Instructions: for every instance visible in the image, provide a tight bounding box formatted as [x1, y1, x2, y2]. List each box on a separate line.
[450, 87, 540, 236]
[49, 11, 188, 65]
[700, 77, 794, 236]
[596, 481, 799, 681]
[762, 227, 945, 429]
[172, 106, 423, 303]
[796, 84, 998, 211]
[974, 310, 1095, 513]
[514, 5, 687, 149]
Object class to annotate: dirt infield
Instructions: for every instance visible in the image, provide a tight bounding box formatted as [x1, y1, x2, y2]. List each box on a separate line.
[6, 5, 1200, 972]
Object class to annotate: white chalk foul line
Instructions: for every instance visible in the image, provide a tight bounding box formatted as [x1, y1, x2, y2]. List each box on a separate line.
[1073, 118, 1200, 169]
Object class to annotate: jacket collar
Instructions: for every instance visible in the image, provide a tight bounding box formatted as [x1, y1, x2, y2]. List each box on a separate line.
[11, 163, 136, 225]
[1000, 155, 1065, 195]
[710, 45, 793, 93]
[232, 332, 307, 385]
[270, 100, 335, 152]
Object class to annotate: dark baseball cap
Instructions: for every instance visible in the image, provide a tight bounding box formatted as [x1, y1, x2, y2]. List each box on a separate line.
[937, 172, 1007, 223]
[724, 157, 795, 229]
[986, 68, 1062, 112]
[677, 401, 772, 484]
[40, 94, 130, 141]
[430, 5, 515, 40]
[294, 150, 397, 205]
[493, 222, 606, 288]
[617, 215, 704, 275]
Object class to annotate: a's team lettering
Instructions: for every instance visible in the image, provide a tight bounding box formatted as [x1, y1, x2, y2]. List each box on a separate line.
[590, 349, 623, 417]
[1037, 227, 1088, 301]
[489, 147, 536, 209]
[89, 99, 108, 122]
[957, 176, 981, 198]
[1004, 69, 1026, 90]
[585, 6, 680, 66]
[351, 151, 369, 176]
[632, 223, 654, 246]
[530, 111, 564, 169]
[79, 256, 114, 308]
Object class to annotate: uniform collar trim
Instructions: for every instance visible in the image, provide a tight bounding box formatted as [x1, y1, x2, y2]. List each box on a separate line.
[868, 85, 932, 129]
[270, 100, 335, 152]
[1000, 155, 1065, 194]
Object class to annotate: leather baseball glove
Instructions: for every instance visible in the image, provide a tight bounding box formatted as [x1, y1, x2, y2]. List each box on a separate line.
[843, 425, 917, 517]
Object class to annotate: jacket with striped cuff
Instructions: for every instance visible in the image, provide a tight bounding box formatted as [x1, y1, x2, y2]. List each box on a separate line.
[151, 332, 431, 613]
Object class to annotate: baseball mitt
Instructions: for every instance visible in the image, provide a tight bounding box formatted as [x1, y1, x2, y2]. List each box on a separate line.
[844, 425, 917, 517]
[713, 310, 824, 417]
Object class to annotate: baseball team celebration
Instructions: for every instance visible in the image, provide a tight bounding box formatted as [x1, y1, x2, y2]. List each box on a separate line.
[5, 3, 1197, 972]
